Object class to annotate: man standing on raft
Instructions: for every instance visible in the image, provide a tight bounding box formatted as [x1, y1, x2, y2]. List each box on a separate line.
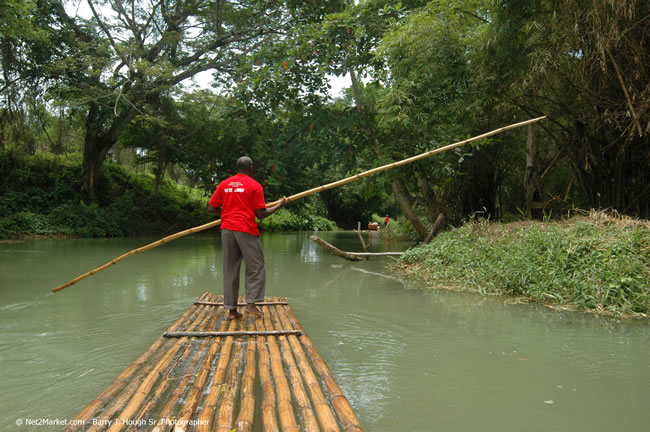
[208, 156, 286, 320]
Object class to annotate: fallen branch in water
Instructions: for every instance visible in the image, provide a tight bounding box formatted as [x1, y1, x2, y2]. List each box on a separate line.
[309, 235, 403, 261]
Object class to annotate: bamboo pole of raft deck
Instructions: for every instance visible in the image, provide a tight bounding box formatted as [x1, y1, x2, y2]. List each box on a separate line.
[164, 307, 232, 432]
[281, 298, 363, 432]
[52, 116, 546, 293]
[163, 330, 303, 337]
[261, 307, 300, 432]
[195, 301, 289, 306]
[128, 311, 210, 424]
[131, 306, 222, 428]
[98, 306, 214, 432]
[255, 312, 280, 432]
[152, 315, 230, 432]
[214, 321, 245, 432]
[89, 307, 214, 432]
[268, 304, 321, 432]
[234, 319, 258, 432]
[105, 301, 216, 432]
[64, 292, 212, 432]
[271, 298, 341, 432]
[197, 317, 239, 431]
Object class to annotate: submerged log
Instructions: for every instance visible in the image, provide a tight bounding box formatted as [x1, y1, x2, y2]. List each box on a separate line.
[310, 235, 403, 261]
[309, 236, 363, 261]
[346, 252, 403, 257]
[355, 222, 369, 252]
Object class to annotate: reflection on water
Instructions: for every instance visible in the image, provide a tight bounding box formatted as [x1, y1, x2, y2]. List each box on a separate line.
[1, 232, 648, 431]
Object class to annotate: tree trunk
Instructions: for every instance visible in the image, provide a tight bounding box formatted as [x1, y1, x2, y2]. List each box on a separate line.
[391, 178, 428, 239]
[81, 102, 138, 201]
[524, 123, 541, 218]
[424, 213, 446, 244]
[349, 69, 362, 112]
[81, 134, 113, 203]
[416, 173, 441, 224]
[153, 139, 167, 197]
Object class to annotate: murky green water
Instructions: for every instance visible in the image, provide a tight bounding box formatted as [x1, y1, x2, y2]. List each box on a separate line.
[1, 231, 648, 431]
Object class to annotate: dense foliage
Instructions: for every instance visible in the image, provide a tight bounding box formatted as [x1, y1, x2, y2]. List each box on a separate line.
[394, 212, 650, 317]
[0, 150, 209, 238]
[1, 0, 648, 237]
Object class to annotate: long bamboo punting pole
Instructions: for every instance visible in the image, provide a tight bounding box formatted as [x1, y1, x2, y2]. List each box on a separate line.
[52, 116, 545, 293]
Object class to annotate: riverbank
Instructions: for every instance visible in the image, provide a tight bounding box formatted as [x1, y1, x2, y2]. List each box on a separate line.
[0, 151, 209, 239]
[0, 151, 336, 239]
[391, 211, 649, 319]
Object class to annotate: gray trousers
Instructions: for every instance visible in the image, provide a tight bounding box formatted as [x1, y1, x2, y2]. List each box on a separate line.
[221, 229, 266, 310]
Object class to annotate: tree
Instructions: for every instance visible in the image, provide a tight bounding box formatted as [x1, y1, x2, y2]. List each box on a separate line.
[373, 3, 489, 231]
[42, 0, 328, 201]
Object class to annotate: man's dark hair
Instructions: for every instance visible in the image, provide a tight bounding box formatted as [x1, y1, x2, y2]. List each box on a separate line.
[236, 156, 253, 172]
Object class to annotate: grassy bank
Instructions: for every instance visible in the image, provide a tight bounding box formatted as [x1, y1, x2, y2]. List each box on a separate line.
[0, 151, 210, 239]
[0, 151, 336, 239]
[392, 211, 649, 318]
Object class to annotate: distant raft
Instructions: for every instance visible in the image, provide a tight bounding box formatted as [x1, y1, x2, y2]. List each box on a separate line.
[66, 292, 363, 432]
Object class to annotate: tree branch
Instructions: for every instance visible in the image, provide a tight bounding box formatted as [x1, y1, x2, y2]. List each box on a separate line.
[87, 0, 130, 67]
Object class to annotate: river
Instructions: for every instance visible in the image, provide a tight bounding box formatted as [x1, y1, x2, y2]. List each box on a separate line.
[1, 231, 648, 431]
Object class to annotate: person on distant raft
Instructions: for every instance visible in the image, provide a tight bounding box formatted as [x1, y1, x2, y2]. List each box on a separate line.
[384, 215, 390, 227]
[207, 156, 286, 320]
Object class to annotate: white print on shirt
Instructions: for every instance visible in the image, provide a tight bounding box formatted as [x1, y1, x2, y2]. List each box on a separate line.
[225, 181, 245, 193]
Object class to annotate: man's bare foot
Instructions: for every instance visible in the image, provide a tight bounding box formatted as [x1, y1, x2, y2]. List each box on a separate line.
[227, 310, 243, 320]
[245, 305, 263, 317]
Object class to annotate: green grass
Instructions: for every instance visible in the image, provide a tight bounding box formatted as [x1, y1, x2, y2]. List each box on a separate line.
[392, 212, 649, 318]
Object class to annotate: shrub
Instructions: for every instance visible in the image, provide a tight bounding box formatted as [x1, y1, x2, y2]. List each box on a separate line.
[259, 208, 337, 232]
[0, 211, 54, 237]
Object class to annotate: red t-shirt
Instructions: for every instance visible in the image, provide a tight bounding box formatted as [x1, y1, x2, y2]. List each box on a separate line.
[208, 173, 267, 236]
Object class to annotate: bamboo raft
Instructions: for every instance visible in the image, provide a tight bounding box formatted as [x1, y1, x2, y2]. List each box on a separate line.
[66, 292, 362, 432]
